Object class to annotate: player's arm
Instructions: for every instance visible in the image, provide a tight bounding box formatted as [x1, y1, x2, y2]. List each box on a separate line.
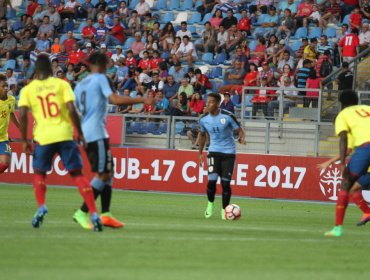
[339, 130, 348, 171]
[109, 92, 154, 106]
[10, 112, 20, 129]
[19, 106, 32, 154]
[66, 101, 86, 148]
[236, 127, 246, 145]
[198, 131, 207, 167]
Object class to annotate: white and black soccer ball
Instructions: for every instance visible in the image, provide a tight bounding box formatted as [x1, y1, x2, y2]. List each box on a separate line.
[224, 204, 241, 220]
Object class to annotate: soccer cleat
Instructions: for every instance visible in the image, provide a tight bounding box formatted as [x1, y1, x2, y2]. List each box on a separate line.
[100, 212, 125, 228]
[204, 202, 214, 218]
[221, 208, 226, 220]
[32, 205, 48, 228]
[324, 225, 343, 237]
[91, 213, 103, 232]
[357, 213, 370, 226]
[73, 209, 93, 230]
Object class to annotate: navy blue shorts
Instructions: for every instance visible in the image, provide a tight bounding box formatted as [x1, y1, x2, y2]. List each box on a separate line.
[358, 173, 370, 189]
[0, 141, 11, 156]
[33, 141, 83, 172]
[348, 144, 370, 177]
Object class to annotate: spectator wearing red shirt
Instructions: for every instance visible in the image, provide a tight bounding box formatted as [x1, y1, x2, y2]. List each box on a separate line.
[349, 6, 362, 29]
[295, 0, 313, 28]
[81, 19, 96, 46]
[338, 28, 360, 62]
[149, 50, 163, 72]
[62, 31, 77, 53]
[194, 69, 212, 95]
[104, 17, 125, 47]
[321, 0, 341, 26]
[237, 9, 251, 36]
[68, 43, 85, 65]
[138, 51, 152, 74]
[125, 50, 137, 67]
[189, 92, 205, 116]
[27, 0, 39, 16]
[342, 0, 359, 19]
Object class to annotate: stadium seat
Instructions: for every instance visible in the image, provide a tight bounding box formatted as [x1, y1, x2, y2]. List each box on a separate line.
[77, 22, 87, 33]
[127, 122, 143, 134]
[199, 65, 209, 75]
[290, 40, 302, 52]
[166, 0, 180, 10]
[231, 95, 240, 106]
[210, 52, 227, 65]
[4, 59, 16, 71]
[158, 122, 168, 134]
[91, 0, 99, 5]
[248, 40, 258, 52]
[6, 8, 16, 19]
[235, 13, 242, 21]
[152, 0, 166, 10]
[324, 27, 337, 38]
[129, 91, 137, 97]
[198, 52, 214, 65]
[188, 12, 202, 24]
[59, 34, 68, 44]
[161, 12, 174, 24]
[175, 122, 185, 134]
[188, 25, 199, 38]
[341, 14, 350, 26]
[208, 67, 223, 79]
[172, 12, 188, 25]
[308, 27, 322, 39]
[252, 27, 265, 39]
[293, 27, 308, 39]
[211, 80, 222, 92]
[195, 0, 202, 8]
[147, 122, 159, 134]
[129, 0, 139, 9]
[200, 13, 212, 25]
[123, 37, 135, 50]
[161, 51, 170, 60]
[179, 0, 194, 11]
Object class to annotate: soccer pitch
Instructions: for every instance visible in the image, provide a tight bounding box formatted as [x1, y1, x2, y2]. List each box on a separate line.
[1, 184, 370, 280]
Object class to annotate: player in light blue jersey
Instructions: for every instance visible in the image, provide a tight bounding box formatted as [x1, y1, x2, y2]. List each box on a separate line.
[73, 52, 154, 229]
[199, 93, 246, 220]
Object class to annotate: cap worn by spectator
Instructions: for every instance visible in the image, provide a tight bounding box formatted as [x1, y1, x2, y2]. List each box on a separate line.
[86, 43, 92, 47]
[116, 45, 122, 49]
[262, 61, 268, 66]
[98, 19, 104, 23]
[279, 39, 285, 45]
[223, 92, 231, 97]
[100, 44, 107, 48]
[269, 6, 276, 11]
[135, 32, 141, 37]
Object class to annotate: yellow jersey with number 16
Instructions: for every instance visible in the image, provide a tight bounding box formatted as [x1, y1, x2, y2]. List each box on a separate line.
[18, 77, 75, 145]
[0, 95, 15, 142]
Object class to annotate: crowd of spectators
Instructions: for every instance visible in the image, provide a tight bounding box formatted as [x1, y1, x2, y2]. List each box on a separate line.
[0, 0, 369, 120]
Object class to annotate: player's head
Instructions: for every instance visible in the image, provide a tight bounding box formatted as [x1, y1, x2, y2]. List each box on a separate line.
[206, 93, 221, 114]
[339, 90, 358, 109]
[34, 54, 53, 80]
[88, 51, 109, 73]
[0, 74, 8, 98]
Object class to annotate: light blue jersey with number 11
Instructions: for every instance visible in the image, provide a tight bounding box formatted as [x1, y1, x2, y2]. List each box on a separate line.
[74, 73, 114, 143]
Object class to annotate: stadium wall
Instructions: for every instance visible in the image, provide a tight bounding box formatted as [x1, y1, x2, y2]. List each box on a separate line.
[4, 142, 369, 203]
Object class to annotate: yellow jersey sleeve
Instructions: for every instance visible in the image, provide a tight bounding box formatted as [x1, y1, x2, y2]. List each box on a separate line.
[0, 95, 16, 142]
[18, 88, 30, 108]
[335, 110, 349, 135]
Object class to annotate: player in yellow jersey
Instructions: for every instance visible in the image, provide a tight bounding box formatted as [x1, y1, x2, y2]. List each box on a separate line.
[18, 54, 103, 231]
[0, 74, 20, 174]
[324, 90, 370, 237]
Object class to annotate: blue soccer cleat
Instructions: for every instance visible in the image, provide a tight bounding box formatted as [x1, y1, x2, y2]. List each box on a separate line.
[32, 205, 48, 228]
[91, 213, 103, 232]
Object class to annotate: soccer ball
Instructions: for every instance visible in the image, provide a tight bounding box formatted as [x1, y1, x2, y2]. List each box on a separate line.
[224, 204, 241, 220]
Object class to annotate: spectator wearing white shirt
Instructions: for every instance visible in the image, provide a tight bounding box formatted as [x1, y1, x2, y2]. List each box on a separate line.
[359, 22, 370, 52]
[135, 67, 152, 94]
[135, 0, 150, 17]
[111, 45, 125, 65]
[214, 25, 228, 54]
[176, 35, 197, 66]
[176, 21, 192, 40]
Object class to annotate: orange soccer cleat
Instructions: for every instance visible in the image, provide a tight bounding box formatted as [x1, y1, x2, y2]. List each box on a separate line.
[100, 212, 125, 228]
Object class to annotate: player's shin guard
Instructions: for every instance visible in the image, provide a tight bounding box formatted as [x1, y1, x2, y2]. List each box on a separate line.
[335, 190, 349, 226]
[221, 180, 232, 209]
[33, 174, 47, 207]
[0, 163, 9, 173]
[73, 176, 97, 214]
[207, 180, 217, 203]
[351, 191, 370, 214]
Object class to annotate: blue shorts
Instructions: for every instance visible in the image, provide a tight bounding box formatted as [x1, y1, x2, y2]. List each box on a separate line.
[348, 144, 370, 177]
[33, 141, 83, 172]
[358, 173, 370, 189]
[0, 141, 11, 155]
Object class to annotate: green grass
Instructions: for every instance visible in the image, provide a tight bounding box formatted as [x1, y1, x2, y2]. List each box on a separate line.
[1, 184, 370, 280]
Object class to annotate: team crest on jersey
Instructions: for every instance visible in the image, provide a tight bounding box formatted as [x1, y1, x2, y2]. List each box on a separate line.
[220, 118, 226, 124]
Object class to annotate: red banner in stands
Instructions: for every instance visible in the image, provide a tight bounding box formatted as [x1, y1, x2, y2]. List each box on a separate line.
[3, 142, 355, 203]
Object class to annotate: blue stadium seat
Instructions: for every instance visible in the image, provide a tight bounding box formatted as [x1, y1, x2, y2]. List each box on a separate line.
[290, 40, 302, 52]
[211, 52, 227, 65]
[147, 122, 159, 134]
[179, 0, 194, 11]
[123, 37, 135, 50]
[129, 0, 139, 9]
[324, 27, 337, 38]
[200, 13, 212, 25]
[166, 0, 180, 10]
[341, 14, 350, 26]
[210, 80, 222, 92]
[231, 95, 240, 106]
[158, 123, 168, 134]
[6, 8, 16, 19]
[235, 13, 242, 21]
[308, 27, 322, 39]
[4, 59, 16, 71]
[161, 51, 170, 60]
[208, 67, 222, 79]
[127, 122, 142, 134]
[60, 34, 68, 44]
[201, 52, 214, 64]
[293, 27, 308, 39]
[153, 0, 167, 10]
[77, 22, 87, 33]
[252, 27, 264, 39]
[188, 12, 202, 24]
[175, 122, 185, 134]
[248, 40, 258, 52]
[161, 12, 174, 24]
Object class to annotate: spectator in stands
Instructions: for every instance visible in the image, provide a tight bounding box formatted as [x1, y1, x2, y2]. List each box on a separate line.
[128, 10, 141, 36]
[94, 0, 107, 14]
[106, 58, 117, 80]
[276, 8, 294, 41]
[265, 34, 279, 64]
[277, 64, 294, 86]
[56, 70, 67, 81]
[44, 5, 61, 30]
[37, 15, 54, 39]
[117, 1, 129, 23]
[277, 50, 295, 74]
[169, 91, 189, 116]
[220, 60, 246, 93]
[188, 92, 204, 116]
[104, 9, 115, 29]
[81, 19, 96, 47]
[153, 90, 169, 115]
[135, 67, 152, 94]
[261, 6, 279, 39]
[320, 0, 341, 27]
[210, 9, 223, 30]
[138, 50, 152, 74]
[116, 89, 132, 114]
[111, 45, 125, 64]
[163, 75, 179, 105]
[63, 31, 76, 53]
[277, 0, 298, 17]
[6, 68, 16, 88]
[11, 29, 34, 59]
[195, 21, 217, 54]
[248, 36, 266, 66]
[0, 18, 8, 43]
[249, 0, 274, 15]
[26, 0, 39, 17]
[135, 0, 150, 18]
[359, 22, 370, 52]
[56, 45, 69, 69]
[176, 35, 197, 66]
[349, 6, 362, 30]
[176, 21, 192, 40]
[341, 0, 359, 19]
[131, 31, 145, 58]
[68, 43, 85, 65]
[60, 0, 80, 20]
[104, 17, 125, 47]
[194, 68, 212, 95]
[141, 33, 158, 57]
[295, 0, 313, 28]
[295, 37, 309, 60]
[305, 4, 321, 27]
[143, 13, 155, 32]
[20, 57, 34, 85]
[231, 47, 248, 71]
[237, 9, 251, 36]
[74, 64, 89, 82]
[0, 32, 16, 60]
[143, 90, 156, 114]
[0, 0, 12, 19]
[296, 59, 312, 96]
[225, 24, 242, 59]
[234, 63, 259, 95]
[52, 38, 62, 54]
[115, 57, 129, 89]
[80, 0, 95, 20]
[178, 78, 194, 100]
[151, 21, 161, 42]
[303, 38, 318, 62]
[304, 69, 321, 108]
[214, 25, 227, 54]
[361, 0, 370, 20]
[150, 50, 163, 72]
[317, 35, 333, 56]
[94, 19, 108, 46]
[316, 49, 333, 79]
[121, 64, 136, 90]
[257, 61, 275, 87]
[267, 76, 297, 119]
[34, 32, 50, 53]
[147, 72, 164, 92]
[52, 58, 63, 77]
[220, 8, 237, 30]
[197, 0, 217, 20]
[220, 92, 235, 113]
[338, 27, 360, 63]
[82, 42, 94, 60]
[125, 49, 137, 67]
[159, 22, 175, 52]
[65, 63, 75, 84]
[272, 39, 288, 65]
[251, 77, 275, 119]
[337, 61, 353, 90]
